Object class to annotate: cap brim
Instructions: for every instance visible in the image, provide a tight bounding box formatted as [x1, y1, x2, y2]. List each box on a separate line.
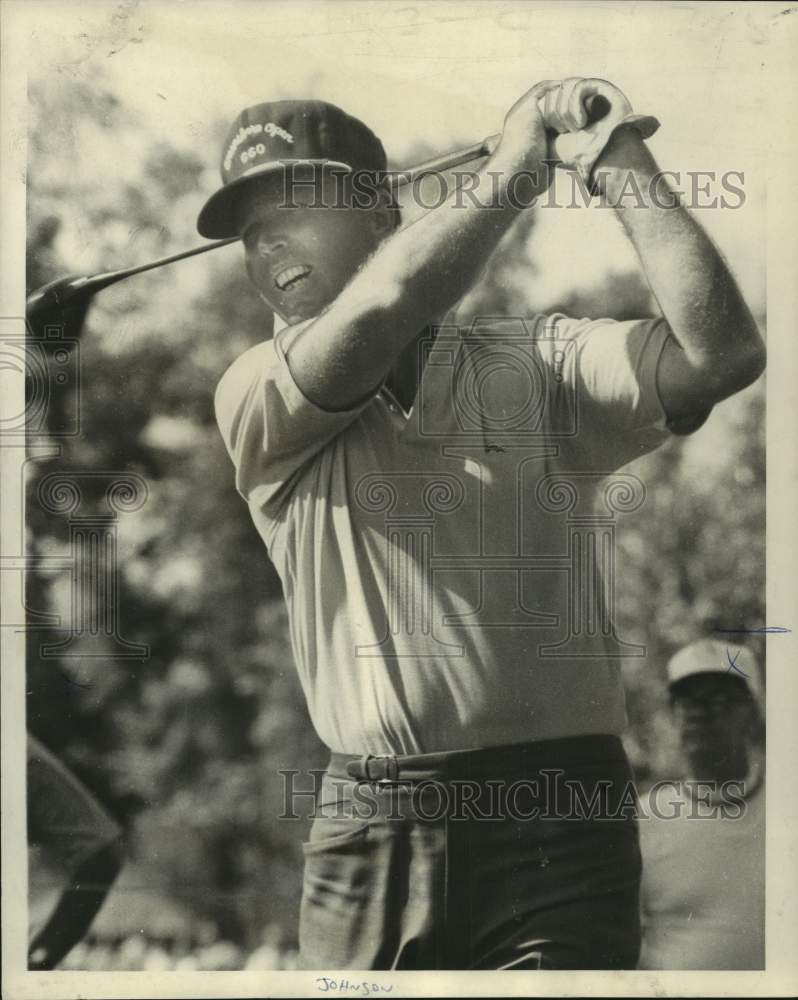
[668, 667, 730, 688]
[196, 159, 352, 238]
[668, 668, 760, 707]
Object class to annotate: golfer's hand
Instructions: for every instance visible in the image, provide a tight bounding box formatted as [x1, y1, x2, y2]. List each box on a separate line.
[543, 78, 660, 189]
[493, 79, 563, 179]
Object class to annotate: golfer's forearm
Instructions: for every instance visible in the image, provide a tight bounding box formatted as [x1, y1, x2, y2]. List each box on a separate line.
[286, 163, 524, 410]
[596, 130, 765, 391]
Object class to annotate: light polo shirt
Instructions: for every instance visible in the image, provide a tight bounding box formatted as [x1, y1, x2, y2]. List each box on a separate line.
[638, 774, 765, 970]
[215, 313, 704, 755]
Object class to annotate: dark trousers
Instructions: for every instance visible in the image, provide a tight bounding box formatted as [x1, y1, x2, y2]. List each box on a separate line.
[298, 734, 642, 970]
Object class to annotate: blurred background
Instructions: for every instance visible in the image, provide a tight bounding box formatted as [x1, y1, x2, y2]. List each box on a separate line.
[22, 0, 766, 972]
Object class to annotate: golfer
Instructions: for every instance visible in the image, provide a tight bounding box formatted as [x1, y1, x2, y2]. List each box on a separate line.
[204, 80, 766, 969]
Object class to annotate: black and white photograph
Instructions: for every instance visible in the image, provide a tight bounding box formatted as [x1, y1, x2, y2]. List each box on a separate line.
[1, 1, 796, 997]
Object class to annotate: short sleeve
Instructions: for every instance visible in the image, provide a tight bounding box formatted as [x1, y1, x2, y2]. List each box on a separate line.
[548, 313, 711, 469]
[214, 327, 377, 510]
[572, 315, 670, 429]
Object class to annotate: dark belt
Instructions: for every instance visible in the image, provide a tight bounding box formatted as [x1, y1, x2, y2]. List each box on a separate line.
[328, 734, 626, 785]
[333, 753, 403, 783]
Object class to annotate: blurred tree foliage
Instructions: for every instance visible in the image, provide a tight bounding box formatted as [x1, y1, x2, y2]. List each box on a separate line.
[25, 69, 765, 949]
[25, 70, 325, 946]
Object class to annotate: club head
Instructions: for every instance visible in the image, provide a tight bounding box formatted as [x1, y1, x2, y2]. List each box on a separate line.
[26, 275, 95, 338]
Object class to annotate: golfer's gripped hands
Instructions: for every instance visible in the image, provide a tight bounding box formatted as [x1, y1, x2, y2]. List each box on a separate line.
[491, 79, 563, 183]
[493, 77, 657, 195]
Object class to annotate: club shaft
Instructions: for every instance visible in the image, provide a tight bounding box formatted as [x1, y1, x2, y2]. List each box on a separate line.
[89, 138, 499, 284]
[108, 136, 500, 274]
[29, 133, 502, 305]
[391, 134, 500, 187]
[84, 235, 240, 292]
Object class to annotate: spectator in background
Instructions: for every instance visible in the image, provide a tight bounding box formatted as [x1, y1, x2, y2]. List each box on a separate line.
[637, 639, 765, 970]
[27, 734, 125, 970]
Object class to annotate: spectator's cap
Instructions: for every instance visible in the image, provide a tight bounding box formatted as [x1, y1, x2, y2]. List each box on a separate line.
[666, 638, 763, 704]
[197, 100, 388, 238]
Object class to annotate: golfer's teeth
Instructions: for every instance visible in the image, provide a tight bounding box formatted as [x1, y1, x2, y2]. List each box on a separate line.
[276, 265, 311, 290]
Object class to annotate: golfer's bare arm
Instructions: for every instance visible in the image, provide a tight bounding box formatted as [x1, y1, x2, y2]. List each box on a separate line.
[595, 129, 766, 419]
[281, 84, 559, 412]
[284, 82, 765, 416]
[283, 185, 523, 411]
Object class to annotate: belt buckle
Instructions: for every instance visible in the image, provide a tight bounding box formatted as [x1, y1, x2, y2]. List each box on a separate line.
[364, 754, 399, 783]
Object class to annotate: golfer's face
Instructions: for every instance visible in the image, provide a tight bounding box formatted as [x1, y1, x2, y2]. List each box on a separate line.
[670, 675, 753, 761]
[237, 173, 384, 324]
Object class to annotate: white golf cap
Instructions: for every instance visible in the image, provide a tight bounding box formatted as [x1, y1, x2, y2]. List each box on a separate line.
[666, 638, 763, 704]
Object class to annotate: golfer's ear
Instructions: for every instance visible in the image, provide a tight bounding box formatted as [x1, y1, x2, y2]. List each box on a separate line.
[244, 253, 259, 289]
